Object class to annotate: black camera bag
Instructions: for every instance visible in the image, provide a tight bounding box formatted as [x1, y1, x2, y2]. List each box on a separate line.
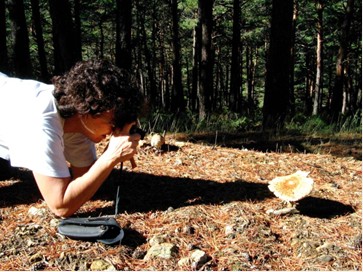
[57, 217, 124, 245]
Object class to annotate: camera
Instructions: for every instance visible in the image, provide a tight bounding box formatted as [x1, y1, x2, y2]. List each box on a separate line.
[129, 125, 146, 140]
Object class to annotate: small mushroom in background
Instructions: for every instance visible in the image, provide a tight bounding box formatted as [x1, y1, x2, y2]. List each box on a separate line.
[266, 170, 314, 215]
[150, 131, 166, 150]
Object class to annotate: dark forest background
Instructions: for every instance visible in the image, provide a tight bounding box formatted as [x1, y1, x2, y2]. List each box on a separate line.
[0, 0, 361, 133]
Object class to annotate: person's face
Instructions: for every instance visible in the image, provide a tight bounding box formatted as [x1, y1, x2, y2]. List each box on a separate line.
[80, 110, 115, 142]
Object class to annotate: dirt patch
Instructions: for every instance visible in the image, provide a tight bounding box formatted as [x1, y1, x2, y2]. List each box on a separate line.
[0, 134, 361, 270]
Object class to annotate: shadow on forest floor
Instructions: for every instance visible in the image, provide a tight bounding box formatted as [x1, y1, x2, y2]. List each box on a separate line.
[0, 168, 356, 220]
[173, 131, 362, 160]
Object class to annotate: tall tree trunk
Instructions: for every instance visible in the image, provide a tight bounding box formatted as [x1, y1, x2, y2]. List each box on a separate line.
[191, 26, 200, 112]
[197, 0, 214, 121]
[230, 0, 242, 112]
[48, 0, 79, 74]
[263, 0, 294, 131]
[30, 0, 49, 81]
[289, 0, 298, 116]
[97, 18, 105, 58]
[116, 0, 132, 70]
[0, 0, 9, 73]
[158, 31, 169, 110]
[312, 0, 323, 116]
[170, 0, 185, 112]
[304, 52, 314, 115]
[136, 0, 157, 107]
[8, 0, 32, 77]
[246, 46, 256, 113]
[73, 0, 82, 61]
[330, 0, 354, 121]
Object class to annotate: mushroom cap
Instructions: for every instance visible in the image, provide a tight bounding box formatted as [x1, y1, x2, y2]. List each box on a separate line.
[150, 133, 165, 149]
[268, 170, 314, 202]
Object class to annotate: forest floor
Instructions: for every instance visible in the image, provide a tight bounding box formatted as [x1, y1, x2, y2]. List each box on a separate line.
[0, 131, 361, 271]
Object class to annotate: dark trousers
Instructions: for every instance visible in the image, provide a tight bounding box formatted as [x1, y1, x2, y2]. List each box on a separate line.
[0, 158, 13, 180]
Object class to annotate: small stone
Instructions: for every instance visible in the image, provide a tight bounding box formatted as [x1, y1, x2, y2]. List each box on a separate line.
[144, 243, 178, 260]
[50, 218, 60, 228]
[186, 243, 197, 251]
[90, 259, 116, 271]
[182, 225, 195, 235]
[148, 235, 168, 246]
[28, 207, 47, 217]
[174, 158, 183, 165]
[27, 239, 36, 247]
[29, 252, 43, 263]
[191, 249, 208, 269]
[132, 249, 146, 259]
[317, 254, 334, 263]
[241, 252, 252, 262]
[225, 225, 235, 236]
[178, 257, 191, 267]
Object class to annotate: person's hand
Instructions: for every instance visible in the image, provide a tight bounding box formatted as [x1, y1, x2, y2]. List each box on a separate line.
[103, 123, 141, 166]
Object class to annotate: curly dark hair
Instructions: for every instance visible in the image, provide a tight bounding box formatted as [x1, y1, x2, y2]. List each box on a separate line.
[52, 59, 144, 127]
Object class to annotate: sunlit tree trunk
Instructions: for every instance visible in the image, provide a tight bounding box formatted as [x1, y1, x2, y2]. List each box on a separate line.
[289, 0, 298, 116]
[191, 26, 200, 112]
[330, 0, 354, 120]
[312, 0, 323, 116]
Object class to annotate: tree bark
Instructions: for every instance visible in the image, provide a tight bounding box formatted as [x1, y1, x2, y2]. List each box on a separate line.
[289, 0, 298, 116]
[191, 26, 200, 112]
[312, 0, 323, 116]
[170, 0, 185, 112]
[230, 0, 242, 112]
[73, 0, 82, 61]
[136, 0, 157, 107]
[246, 46, 256, 113]
[116, 0, 132, 70]
[263, 0, 294, 131]
[30, 0, 49, 81]
[48, 0, 79, 74]
[197, 0, 214, 120]
[330, 0, 354, 120]
[0, 0, 9, 73]
[8, 0, 33, 77]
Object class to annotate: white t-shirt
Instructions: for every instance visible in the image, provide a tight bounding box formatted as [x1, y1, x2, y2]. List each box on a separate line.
[0, 73, 97, 177]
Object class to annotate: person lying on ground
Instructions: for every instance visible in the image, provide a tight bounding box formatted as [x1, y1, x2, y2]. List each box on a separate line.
[0, 59, 144, 217]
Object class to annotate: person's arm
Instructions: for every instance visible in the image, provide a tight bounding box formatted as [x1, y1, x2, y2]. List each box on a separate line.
[33, 132, 140, 218]
[70, 164, 93, 179]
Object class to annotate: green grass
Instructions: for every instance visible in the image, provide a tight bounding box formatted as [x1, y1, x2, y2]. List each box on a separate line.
[287, 112, 362, 138]
[141, 110, 362, 137]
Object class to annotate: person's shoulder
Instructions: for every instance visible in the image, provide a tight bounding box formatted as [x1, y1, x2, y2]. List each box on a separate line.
[0, 72, 9, 78]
